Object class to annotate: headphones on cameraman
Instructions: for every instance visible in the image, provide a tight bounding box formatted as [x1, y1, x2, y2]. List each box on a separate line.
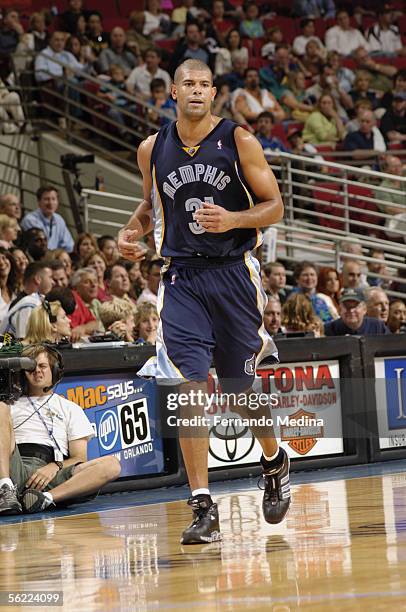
[21, 343, 64, 392]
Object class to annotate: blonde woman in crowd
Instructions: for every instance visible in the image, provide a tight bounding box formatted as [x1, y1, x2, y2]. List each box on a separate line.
[24, 300, 71, 344]
[282, 293, 324, 337]
[0, 214, 19, 249]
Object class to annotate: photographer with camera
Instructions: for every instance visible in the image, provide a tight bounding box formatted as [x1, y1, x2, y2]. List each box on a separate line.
[20, 186, 74, 252]
[0, 343, 121, 514]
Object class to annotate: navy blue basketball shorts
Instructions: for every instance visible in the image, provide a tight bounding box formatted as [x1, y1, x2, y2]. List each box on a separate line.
[138, 252, 278, 391]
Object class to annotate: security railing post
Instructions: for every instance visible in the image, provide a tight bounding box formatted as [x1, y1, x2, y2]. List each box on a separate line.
[343, 169, 350, 234]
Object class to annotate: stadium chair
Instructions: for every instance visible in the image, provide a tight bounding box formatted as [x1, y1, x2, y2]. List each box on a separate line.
[252, 37, 266, 57]
[313, 18, 327, 40]
[103, 17, 129, 31]
[120, 0, 145, 16]
[347, 184, 382, 235]
[215, 20, 236, 35]
[263, 18, 297, 44]
[271, 123, 289, 149]
[248, 57, 267, 69]
[155, 39, 178, 54]
[314, 145, 336, 162]
[312, 182, 346, 230]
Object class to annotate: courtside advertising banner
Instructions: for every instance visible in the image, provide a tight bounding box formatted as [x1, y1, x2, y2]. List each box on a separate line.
[208, 360, 343, 469]
[58, 373, 165, 477]
[375, 356, 406, 449]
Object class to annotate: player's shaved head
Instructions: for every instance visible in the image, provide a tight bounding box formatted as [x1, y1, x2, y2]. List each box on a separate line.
[174, 60, 213, 84]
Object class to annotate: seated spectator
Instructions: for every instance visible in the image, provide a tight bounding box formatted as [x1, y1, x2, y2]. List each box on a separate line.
[287, 126, 326, 162]
[126, 260, 147, 300]
[137, 259, 162, 306]
[135, 302, 159, 345]
[59, 0, 90, 35]
[324, 288, 389, 336]
[0, 248, 18, 324]
[292, 0, 336, 19]
[143, 0, 171, 40]
[265, 261, 288, 304]
[72, 232, 98, 269]
[346, 99, 373, 133]
[169, 23, 212, 77]
[387, 299, 406, 334]
[261, 26, 284, 61]
[305, 64, 352, 122]
[171, 0, 201, 38]
[302, 93, 346, 145]
[352, 46, 396, 94]
[366, 7, 404, 57]
[0, 343, 121, 514]
[69, 267, 100, 339]
[0, 261, 54, 338]
[65, 34, 95, 74]
[146, 77, 177, 126]
[264, 296, 284, 336]
[0, 214, 19, 249]
[51, 248, 73, 279]
[211, 0, 234, 45]
[21, 228, 48, 262]
[223, 55, 248, 92]
[34, 30, 84, 87]
[282, 293, 324, 337]
[215, 29, 248, 77]
[9, 248, 28, 292]
[83, 250, 109, 301]
[349, 71, 379, 110]
[97, 27, 138, 78]
[366, 248, 389, 288]
[0, 193, 22, 220]
[327, 51, 354, 93]
[342, 260, 364, 289]
[366, 287, 389, 324]
[105, 263, 135, 304]
[290, 261, 338, 322]
[21, 186, 74, 252]
[49, 260, 69, 288]
[0, 9, 24, 79]
[343, 110, 386, 162]
[316, 266, 341, 314]
[24, 299, 72, 344]
[240, 3, 264, 39]
[261, 44, 300, 95]
[14, 12, 49, 75]
[301, 39, 325, 78]
[380, 70, 406, 112]
[126, 11, 155, 57]
[293, 18, 325, 57]
[256, 111, 289, 156]
[0, 78, 27, 134]
[325, 10, 368, 56]
[281, 71, 314, 122]
[127, 48, 171, 100]
[97, 64, 138, 141]
[99, 296, 136, 342]
[97, 235, 119, 266]
[380, 93, 406, 145]
[375, 155, 406, 235]
[86, 11, 110, 57]
[232, 68, 285, 128]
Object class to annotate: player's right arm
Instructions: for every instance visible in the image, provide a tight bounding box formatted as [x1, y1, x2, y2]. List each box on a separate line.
[117, 134, 157, 261]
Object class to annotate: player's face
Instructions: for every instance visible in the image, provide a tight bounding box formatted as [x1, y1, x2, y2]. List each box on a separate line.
[172, 70, 216, 119]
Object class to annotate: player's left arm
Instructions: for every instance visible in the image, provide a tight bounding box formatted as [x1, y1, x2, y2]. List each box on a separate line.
[194, 128, 284, 232]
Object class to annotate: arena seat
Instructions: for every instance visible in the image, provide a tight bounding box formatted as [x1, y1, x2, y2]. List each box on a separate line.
[120, 0, 145, 16]
[263, 18, 297, 44]
[313, 182, 346, 230]
[103, 17, 129, 31]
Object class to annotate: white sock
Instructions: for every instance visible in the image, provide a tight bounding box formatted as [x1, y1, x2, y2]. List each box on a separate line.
[263, 449, 279, 462]
[192, 488, 211, 497]
[0, 478, 14, 488]
[42, 491, 54, 507]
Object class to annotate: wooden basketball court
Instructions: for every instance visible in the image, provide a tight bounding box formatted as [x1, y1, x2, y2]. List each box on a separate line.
[1, 465, 406, 611]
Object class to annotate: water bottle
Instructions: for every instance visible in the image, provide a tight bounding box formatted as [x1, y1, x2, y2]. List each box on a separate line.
[95, 172, 105, 191]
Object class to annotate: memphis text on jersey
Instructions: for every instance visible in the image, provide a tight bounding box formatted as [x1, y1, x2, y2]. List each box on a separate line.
[162, 164, 231, 200]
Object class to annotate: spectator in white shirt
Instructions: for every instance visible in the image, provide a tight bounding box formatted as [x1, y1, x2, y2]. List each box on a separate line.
[34, 30, 83, 83]
[137, 259, 162, 306]
[366, 7, 404, 57]
[325, 10, 368, 56]
[126, 48, 171, 99]
[293, 18, 325, 57]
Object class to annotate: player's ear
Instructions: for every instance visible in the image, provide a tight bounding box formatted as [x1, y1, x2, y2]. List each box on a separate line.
[211, 86, 217, 101]
[171, 84, 177, 100]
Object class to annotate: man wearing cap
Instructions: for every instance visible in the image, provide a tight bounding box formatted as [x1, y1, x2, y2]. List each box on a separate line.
[324, 288, 390, 336]
[380, 92, 406, 145]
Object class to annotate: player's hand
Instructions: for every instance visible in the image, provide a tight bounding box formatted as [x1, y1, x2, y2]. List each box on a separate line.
[117, 229, 148, 261]
[194, 203, 237, 233]
[25, 463, 59, 491]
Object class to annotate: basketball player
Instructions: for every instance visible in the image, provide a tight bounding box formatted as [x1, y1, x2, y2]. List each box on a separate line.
[117, 59, 290, 544]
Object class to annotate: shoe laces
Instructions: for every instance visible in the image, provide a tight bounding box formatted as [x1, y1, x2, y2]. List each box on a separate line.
[258, 474, 279, 503]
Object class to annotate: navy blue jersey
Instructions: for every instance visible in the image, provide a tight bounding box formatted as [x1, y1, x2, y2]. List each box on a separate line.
[150, 118, 262, 258]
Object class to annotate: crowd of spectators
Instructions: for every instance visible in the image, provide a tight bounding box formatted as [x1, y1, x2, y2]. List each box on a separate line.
[0, 1, 405, 160]
[0, 186, 159, 346]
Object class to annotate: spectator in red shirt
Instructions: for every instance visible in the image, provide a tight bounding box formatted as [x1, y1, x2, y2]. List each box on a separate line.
[69, 267, 99, 340]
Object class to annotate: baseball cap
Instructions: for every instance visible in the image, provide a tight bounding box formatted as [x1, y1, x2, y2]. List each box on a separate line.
[287, 126, 302, 141]
[339, 288, 365, 304]
[393, 91, 406, 101]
